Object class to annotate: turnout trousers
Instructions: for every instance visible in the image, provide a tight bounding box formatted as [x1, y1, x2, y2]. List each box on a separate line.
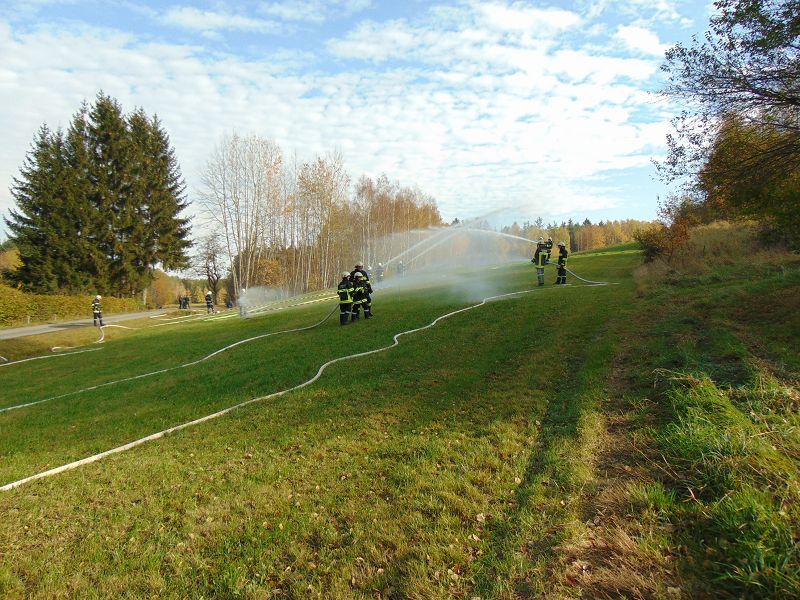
[339, 303, 352, 325]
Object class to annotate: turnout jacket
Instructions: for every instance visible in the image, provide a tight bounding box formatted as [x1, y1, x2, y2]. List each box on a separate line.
[351, 278, 368, 304]
[337, 279, 354, 304]
[532, 245, 548, 268]
[92, 299, 102, 314]
[557, 246, 568, 266]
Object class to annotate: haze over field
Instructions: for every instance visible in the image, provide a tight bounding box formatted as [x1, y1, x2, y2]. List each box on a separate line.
[0, 0, 713, 236]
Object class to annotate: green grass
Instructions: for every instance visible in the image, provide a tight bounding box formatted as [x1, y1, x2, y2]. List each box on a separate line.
[1, 246, 797, 598]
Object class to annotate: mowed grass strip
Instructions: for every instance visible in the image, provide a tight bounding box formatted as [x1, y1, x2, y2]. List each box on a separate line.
[565, 255, 800, 598]
[0, 253, 634, 598]
[1, 265, 538, 484]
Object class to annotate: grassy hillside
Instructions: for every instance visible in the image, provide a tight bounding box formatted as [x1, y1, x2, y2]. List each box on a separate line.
[0, 245, 797, 598]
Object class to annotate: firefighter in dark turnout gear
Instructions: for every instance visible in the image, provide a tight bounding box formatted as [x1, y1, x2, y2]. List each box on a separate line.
[350, 262, 373, 318]
[532, 240, 548, 286]
[205, 290, 214, 314]
[337, 272, 354, 325]
[351, 272, 368, 321]
[92, 295, 104, 326]
[375, 262, 385, 283]
[555, 241, 568, 285]
[545, 237, 554, 263]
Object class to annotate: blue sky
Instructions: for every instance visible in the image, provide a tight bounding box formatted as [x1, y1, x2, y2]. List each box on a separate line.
[0, 0, 714, 236]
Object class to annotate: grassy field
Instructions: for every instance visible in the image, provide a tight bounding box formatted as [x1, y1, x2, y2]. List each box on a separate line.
[0, 245, 798, 598]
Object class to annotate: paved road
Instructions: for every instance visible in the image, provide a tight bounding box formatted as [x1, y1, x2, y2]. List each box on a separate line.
[0, 309, 171, 340]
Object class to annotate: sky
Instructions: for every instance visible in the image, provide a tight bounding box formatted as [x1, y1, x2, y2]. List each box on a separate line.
[0, 0, 715, 237]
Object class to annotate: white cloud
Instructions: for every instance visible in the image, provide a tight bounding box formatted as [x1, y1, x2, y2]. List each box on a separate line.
[259, 0, 372, 22]
[0, 0, 685, 232]
[476, 2, 582, 33]
[162, 7, 281, 34]
[614, 25, 668, 57]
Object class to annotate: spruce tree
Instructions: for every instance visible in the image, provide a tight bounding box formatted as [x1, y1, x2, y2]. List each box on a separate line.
[127, 110, 191, 281]
[7, 92, 193, 295]
[5, 126, 85, 292]
[86, 94, 138, 296]
[64, 103, 106, 292]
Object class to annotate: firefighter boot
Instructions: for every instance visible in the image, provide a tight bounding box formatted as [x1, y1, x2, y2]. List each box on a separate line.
[340, 312, 349, 325]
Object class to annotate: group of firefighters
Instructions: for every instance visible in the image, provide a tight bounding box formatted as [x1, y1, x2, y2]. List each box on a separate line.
[531, 236, 569, 286]
[337, 262, 374, 325]
[91, 241, 567, 328]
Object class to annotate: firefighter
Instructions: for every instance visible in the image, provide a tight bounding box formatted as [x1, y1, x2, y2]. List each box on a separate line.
[545, 236, 554, 263]
[205, 290, 214, 314]
[375, 262, 385, 283]
[351, 272, 367, 321]
[337, 271, 354, 325]
[350, 262, 373, 318]
[532, 240, 547, 286]
[555, 241, 569, 285]
[397, 260, 405, 277]
[92, 295, 104, 326]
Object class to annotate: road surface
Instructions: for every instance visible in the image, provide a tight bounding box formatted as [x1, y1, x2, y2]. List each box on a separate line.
[0, 309, 171, 340]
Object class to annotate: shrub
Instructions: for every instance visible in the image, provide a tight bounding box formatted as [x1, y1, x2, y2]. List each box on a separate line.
[0, 285, 143, 327]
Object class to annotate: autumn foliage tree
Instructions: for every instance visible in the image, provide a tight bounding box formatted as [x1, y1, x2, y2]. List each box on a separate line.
[659, 0, 800, 245]
[200, 135, 443, 297]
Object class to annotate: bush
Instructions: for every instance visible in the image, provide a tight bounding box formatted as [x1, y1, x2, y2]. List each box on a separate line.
[0, 285, 143, 327]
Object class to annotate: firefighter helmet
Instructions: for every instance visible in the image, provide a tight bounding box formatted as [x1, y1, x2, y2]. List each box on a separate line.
[558, 241, 566, 247]
[342, 271, 351, 278]
[538, 237, 544, 242]
[95, 295, 101, 300]
[354, 272, 364, 279]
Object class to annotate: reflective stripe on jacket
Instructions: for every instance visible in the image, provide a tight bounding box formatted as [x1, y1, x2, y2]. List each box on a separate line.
[352, 281, 367, 304]
[337, 280, 354, 303]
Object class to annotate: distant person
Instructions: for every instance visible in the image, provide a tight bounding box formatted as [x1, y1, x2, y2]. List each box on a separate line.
[337, 271, 354, 325]
[545, 236, 554, 263]
[397, 260, 405, 277]
[532, 240, 547, 286]
[92, 295, 105, 327]
[375, 262, 385, 283]
[205, 290, 214, 314]
[555, 241, 568, 285]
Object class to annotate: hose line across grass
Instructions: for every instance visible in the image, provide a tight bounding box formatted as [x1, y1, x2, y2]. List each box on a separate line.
[0, 304, 340, 415]
[0, 279, 610, 492]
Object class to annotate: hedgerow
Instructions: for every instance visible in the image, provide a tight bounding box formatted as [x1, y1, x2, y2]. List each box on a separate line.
[0, 284, 142, 327]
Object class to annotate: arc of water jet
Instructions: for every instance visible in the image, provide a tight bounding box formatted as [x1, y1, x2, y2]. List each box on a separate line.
[406, 231, 460, 266]
[383, 227, 451, 266]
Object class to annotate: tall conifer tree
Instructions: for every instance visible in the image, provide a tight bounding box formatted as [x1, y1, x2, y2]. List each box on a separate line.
[6, 92, 192, 295]
[6, 126, 86, 292]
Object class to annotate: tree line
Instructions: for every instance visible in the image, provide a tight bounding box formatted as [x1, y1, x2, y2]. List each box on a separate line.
[4, 93, 191, 296]
[501, 218, 650, 253]
[197, 133, 443, 297]
[650, 0, 800, 257]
